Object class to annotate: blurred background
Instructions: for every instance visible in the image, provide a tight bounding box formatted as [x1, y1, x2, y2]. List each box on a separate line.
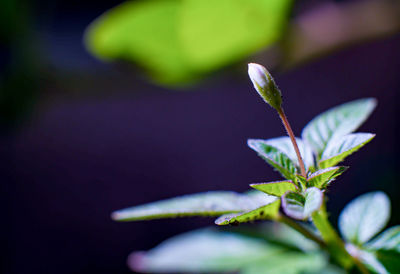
[1, 0, 399, 273]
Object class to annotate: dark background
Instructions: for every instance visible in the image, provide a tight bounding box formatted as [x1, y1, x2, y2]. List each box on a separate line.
[1, 0, 399, 273]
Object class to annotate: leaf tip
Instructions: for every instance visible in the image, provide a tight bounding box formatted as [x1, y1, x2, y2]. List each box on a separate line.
[127, 251, 147, 272]
[247, 139, 258, 148]
[249, 183, 260, 188]
[366, 97, 378, 108]
[111, 211, 123, 221]
[214, 217, 229, 226]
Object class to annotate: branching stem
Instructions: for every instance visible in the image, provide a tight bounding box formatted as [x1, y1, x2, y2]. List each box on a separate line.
[311, 203, 370, 274]
[279, 208, 369, 273]
[277, 107, 307, 178]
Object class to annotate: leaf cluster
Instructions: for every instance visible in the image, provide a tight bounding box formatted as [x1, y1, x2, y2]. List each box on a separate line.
[248, 98, 376, 220]
[113, 98, 376, 224]
[112, 98, 400, 273]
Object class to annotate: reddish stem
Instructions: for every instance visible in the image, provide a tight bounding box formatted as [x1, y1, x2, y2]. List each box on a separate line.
[277, 108, 307, 179]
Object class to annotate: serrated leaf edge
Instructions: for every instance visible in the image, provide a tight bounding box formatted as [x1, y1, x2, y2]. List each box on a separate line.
[215, 199, 281, 226]
[318, 133, 375, 168]
[307, 166, 348, 188]
[248, 139, 298, 180]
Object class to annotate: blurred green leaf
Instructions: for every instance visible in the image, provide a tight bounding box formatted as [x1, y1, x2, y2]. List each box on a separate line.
[250, 180, 297, 197]
[85, 0, 196, 85]
[112, 191, 276, 221]
[241, 252, 327, 274]
[375, 250, 400, 273]
[306, 166, 348, 188]
[339, 192, 390, 244]
[128, 228, 284, 273]
[248, 139, 298, 181]
[215, 199, 280, 226]
[179, 0, 292, 71]
[301, 98, 376, 158]
[260, 136, 315, 171]
[319, 133, 375, 169]
[85, 0, 292, 86]
[282, 187, 323, 220]
[264, 222, 319, 252]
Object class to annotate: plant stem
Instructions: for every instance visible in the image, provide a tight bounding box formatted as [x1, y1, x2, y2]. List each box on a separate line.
[277, 107, 307, 179]
[277, 214, 326, 248]
[311, 203, 369, 273]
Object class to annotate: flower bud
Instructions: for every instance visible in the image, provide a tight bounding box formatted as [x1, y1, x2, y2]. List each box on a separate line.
[248, 63, 282, 110]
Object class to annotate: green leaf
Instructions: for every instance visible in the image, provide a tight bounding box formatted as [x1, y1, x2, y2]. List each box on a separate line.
[264, 222, 319, 252]
[128, 228, 284, 273]
[242, 252, 327, 274]
[301, 98, 377, 158]
[282, 187, 323, 220]
[112, 191, 276, 221]
[358, 250, 389, 274]
[339, 192, 391, 244]
[319, 133, 375, 168]
[375, 250, 400, 273]
[85, 0, 197, 85]
[261, 136, 315, 171]
[295, 175, 308, 189]
[215, 199, 281, 225]
[250, 180, 297, 197]
[367, 226, 400, 253]
[306, 166, 348, 188]
[359, 249, 400, 274]
[248, 139, 297, 180]
[85, 0, 292, 86]
[180, 0, 292, 71]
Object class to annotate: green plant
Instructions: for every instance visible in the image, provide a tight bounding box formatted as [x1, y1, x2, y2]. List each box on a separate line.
[113, 63, 399, 273]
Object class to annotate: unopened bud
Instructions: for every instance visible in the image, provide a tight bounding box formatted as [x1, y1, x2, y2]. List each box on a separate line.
[248, 63, 282, 110]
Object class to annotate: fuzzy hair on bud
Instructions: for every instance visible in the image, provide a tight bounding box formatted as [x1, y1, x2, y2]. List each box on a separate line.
[248, 63, 282, 110]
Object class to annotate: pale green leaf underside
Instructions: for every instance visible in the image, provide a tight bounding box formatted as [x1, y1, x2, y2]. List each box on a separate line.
[319, 133, 375, 168]
[112, 191, 275, 221]
[366, 226, 400, 253]
[250, 180, 297, 197]
[339, 192, 391, 244]
[302, 98, 376, 158]
[215, 199, 280, 225]
[128, 229, 284, 273]
[307, 166, 348, 188]
[261, 136, 315, 171]
[282, 187, 323, 220]
[248, 139, 297, 180]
